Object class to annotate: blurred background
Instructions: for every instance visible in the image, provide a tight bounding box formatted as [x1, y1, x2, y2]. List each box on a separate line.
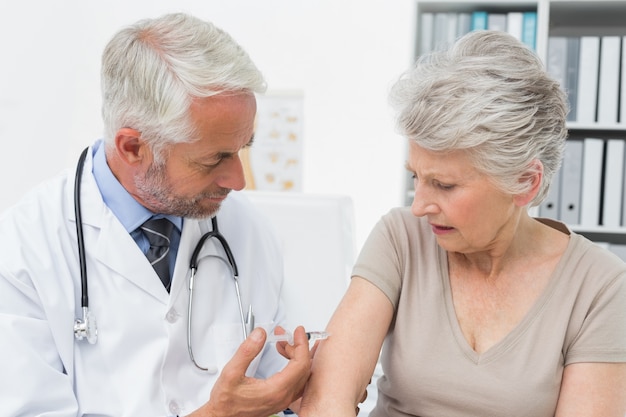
[0, 0, 415, 250]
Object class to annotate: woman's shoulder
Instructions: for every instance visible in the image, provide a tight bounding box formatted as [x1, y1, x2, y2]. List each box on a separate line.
[379, 207, 433, 242]
[535, 217, 625, 278]
[569, 233, 626, 275]
[383, 206, 428, 227]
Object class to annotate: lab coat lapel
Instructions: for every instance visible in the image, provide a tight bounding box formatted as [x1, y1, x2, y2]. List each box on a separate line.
[95, 212, 167, 302]
[74, 153, 169, 303]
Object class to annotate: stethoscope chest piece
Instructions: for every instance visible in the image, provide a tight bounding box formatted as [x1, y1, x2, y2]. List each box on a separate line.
[74, 306, 98, 344]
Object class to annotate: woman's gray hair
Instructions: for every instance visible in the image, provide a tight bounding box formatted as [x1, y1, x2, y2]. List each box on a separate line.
[101, 13, 267, 160]
[389, 30, 568, 207]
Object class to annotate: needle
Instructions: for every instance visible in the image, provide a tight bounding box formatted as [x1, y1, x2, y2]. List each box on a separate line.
[266, 330, 330, 344]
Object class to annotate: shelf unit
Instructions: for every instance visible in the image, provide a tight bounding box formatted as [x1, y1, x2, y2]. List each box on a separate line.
[407, 0, 626, 248]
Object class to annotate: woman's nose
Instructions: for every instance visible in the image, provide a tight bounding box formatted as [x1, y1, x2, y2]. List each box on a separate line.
[410, 184, 439, 217]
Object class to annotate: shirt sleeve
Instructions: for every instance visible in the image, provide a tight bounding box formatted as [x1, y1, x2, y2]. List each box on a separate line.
[351, 212, 405, 310]
[566, 267, 626, 365]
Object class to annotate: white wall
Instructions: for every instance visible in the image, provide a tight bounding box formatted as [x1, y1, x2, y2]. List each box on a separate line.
[0, 0, 415, 250]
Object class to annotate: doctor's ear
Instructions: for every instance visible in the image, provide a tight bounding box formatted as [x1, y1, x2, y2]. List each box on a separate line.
[114, 128, 150, 166]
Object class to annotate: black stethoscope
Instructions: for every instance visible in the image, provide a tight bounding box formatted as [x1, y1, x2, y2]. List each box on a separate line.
[72, 147, 253, 371]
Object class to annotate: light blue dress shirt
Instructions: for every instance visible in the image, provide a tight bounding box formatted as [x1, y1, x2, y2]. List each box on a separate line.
[91, 140, 182, 281]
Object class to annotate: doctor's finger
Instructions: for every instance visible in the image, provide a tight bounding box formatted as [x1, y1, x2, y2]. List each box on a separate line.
[276, 325, 310, 359]
[271, 327, 312, 392]
[271, 357, 312, 402]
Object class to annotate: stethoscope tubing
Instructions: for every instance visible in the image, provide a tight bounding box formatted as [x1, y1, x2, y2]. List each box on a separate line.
[72, 147, 250, 370]
[190, 218, 238, 276]
[73, 147, 98, 344]
[187, 217, 248, 370]
[74, 147, 90, 311]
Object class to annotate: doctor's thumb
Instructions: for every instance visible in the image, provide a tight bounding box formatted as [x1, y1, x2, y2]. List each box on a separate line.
[245, 327, 266, 350]
[225, 327, 267, 375]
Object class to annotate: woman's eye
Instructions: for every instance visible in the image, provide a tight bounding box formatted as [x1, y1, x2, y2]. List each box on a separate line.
[436, 182, 455, 190]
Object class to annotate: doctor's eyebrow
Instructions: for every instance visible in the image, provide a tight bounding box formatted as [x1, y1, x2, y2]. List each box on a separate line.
[201, 134, 255, 166]
[217, 134, 255, 158]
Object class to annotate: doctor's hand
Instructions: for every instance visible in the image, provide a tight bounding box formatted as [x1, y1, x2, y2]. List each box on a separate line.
[189, 326, 312, 417]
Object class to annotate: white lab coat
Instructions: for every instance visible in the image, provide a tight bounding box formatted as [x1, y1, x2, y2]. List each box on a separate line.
[0, 148, 288, 416]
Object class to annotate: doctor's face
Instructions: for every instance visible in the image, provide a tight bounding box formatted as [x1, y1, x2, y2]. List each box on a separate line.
[134, 93, 255, 218]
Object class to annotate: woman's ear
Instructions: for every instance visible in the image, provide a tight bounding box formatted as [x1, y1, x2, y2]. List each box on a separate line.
[514, 159, 543, 207]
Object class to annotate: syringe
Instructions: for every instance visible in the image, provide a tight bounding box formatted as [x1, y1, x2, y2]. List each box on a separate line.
[266, 330, 330, 345]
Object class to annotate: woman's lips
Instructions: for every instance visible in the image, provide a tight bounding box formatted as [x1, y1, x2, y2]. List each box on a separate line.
[430, 223, 454, 235]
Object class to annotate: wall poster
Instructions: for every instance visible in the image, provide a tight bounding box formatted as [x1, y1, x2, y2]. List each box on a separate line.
[243, 92, 304, 192]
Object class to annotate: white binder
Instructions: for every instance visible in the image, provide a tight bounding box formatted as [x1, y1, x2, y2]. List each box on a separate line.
[559, 140, 584, 225]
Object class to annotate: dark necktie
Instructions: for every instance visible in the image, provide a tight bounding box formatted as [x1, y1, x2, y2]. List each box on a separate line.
[141, 218, 174, 291]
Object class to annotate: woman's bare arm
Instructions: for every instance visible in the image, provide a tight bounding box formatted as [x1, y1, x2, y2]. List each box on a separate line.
[298, 277, 394, 416]
[555, 362, 626, 416]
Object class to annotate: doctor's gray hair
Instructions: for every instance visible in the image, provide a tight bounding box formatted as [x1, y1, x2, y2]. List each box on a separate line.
[100, 12, 266, 161]
[389, 30, 568, 207]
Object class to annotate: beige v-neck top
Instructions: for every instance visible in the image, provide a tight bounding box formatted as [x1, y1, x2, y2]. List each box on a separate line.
[353, 207, 626, 417]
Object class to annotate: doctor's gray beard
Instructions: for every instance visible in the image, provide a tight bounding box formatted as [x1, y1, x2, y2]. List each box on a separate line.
[134, 162, 228, 219]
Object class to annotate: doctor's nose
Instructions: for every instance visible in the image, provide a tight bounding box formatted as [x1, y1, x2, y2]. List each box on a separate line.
[215, 154, 246, 191]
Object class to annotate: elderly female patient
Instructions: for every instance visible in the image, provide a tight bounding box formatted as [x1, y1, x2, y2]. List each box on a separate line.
[299, 30, 626, 417]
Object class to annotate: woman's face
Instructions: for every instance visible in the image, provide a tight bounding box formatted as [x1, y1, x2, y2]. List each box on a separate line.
[406, 142, 518, 254]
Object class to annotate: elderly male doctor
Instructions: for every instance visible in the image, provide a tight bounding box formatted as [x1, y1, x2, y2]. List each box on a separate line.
[0, 13, 311, 417]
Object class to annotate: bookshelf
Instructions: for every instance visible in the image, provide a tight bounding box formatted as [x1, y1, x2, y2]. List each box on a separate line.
[408, 0, 626, 255]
